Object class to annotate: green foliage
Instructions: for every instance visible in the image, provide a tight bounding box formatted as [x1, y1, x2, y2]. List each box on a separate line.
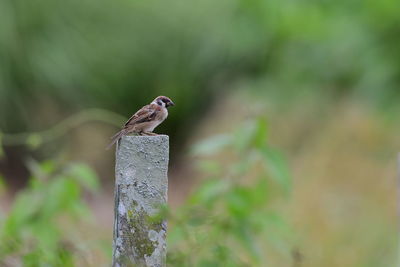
[0, 160, 99, 266]
[0, 0, 399, 133]
[168, 118, 293, 266]
[0, 133, 4, 159]
[0, 174, 5, 196]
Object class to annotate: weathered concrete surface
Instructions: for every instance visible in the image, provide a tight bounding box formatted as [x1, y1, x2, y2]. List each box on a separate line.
[112, 135, 169, 267]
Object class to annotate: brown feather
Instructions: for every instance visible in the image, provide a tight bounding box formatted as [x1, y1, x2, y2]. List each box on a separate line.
[106, 104, 165, 149]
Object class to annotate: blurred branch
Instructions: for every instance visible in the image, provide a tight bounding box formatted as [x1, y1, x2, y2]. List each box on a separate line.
[0, 109, 126, 146]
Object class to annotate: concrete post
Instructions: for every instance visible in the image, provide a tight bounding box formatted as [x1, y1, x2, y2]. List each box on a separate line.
[112, 135, 169, 267]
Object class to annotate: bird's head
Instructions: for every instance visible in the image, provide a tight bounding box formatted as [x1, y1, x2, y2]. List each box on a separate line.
[153, 96, 175, 108]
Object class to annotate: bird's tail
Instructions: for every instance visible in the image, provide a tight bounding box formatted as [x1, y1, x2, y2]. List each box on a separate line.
[106, 129, 126, 150]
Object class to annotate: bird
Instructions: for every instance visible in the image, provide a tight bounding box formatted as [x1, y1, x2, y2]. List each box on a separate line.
[107, 96, 175, 150]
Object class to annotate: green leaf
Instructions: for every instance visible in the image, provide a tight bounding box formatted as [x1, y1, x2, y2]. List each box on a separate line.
[40, 160, 56, 174]
[67, 163, 99, 192]
[44, 177, 80, 216]
[26, 134, 42, 150]
[0, 159, 99, 265]
[234, 122, 256, 151]
[197, 160, 221, 175]
[252, 178, 270, 205]
[226, 187, 252, 218]
[232, 225, 260, 262]
[190, 179, 229, 205]
[252, 118, 269, 148]
[233, 118, 268, 152]
[167, 225, 186, 245]
[198, 259, 219, 267]
[260, 147, 291, 193]
[191, 134, 233, 156]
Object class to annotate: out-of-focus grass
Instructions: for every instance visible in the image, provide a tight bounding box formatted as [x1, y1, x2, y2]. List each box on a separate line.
[190, 90, 399, 266]
[284, 102, 398, 267]
[167, 118, 294, 266]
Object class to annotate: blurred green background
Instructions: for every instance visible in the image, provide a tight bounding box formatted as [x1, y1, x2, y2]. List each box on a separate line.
[0, 0, 399, 266]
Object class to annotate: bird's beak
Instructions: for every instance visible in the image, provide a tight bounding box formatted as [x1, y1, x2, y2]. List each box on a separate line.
[169, 101, 175, 107]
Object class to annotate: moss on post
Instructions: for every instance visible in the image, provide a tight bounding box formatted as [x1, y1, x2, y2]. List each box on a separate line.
[113, 136, 169, 267]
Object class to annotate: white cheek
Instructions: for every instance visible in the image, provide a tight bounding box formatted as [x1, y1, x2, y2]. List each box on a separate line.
[151, 100, 165, 107]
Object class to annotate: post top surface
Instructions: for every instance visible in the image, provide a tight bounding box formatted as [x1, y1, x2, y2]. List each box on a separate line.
[120, 135, 169, 141]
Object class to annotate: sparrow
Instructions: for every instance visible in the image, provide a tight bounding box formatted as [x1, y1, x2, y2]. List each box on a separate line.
[107, 96, 174, 149]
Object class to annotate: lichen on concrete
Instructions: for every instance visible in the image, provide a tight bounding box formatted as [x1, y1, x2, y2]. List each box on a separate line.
[112, 136, 169, 267]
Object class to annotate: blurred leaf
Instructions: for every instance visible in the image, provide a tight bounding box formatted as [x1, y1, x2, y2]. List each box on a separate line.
[148, 204, 170, 224]
[167, 225, 186, 245]
[197, 160, 222, 175]
[67, 163, 99, 192]
[45, 177, 80, 215]
[234, 118, 268, 151]
[260, 147, 291, 193]
[25, 158, 55, 181]
[26, 134, 42, 150]
[252, 118, 269, 148]
[186, 209, 209, 227]
[251, 178, 270, 206]
[226, 187, 252, 218]
[233, 226, 261, 263]
[234, 123, 256, 151]
[189, 179, 229, 206]
[0, 159, 99, 265]
[40, 160, 57, 174]
[212, 245, 231, 264]
[191, 134, 233, 156]
[198, 259, 220, 267]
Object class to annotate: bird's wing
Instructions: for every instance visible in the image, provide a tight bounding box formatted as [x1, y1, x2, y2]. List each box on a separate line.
[124, 104, 159, 127]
